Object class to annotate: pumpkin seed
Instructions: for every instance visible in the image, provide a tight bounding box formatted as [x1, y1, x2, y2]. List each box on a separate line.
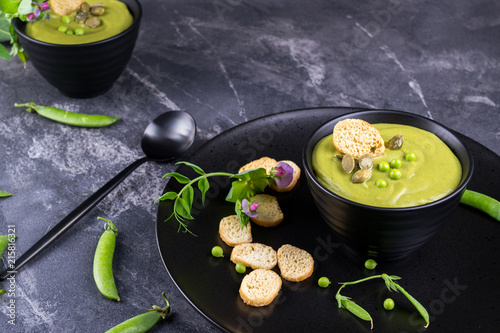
[86, 16, 101, 28]
[90, 6, 105, 16]
[387, 134, 404, 150]
[351, 169, 371, 183]
[358, 153, 374, 170]
[342, 154, 356, 174]
[74, 11, 88, 23]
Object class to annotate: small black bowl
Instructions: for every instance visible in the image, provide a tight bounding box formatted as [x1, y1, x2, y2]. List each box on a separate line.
[12, 0, 142, 98]
[303, 110, 474, 261]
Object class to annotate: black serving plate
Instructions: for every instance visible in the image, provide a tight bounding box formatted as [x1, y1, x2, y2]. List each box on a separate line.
[156, 107, 500, 333]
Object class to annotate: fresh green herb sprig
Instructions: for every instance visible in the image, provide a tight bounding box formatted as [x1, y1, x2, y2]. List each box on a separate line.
[335, 273, 430, 329]
[0, 0, 51, 63]
[156, 161, 279, 234]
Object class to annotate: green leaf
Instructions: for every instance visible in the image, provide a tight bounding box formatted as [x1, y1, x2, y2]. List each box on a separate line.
[197, 177, 209, 206]
[156, 191, 178, 203]
[0, 0, 21, 14]
[162, 172, 191, 184]
[233, 167, 268, 181]
[176, 161, 205, 175]
[17, 0, 33, 15]
[235, 199, 250, 228]
[0, 14, 11, 43]
[225, 179, 255, 203]
[175, 197, 193, 220]
[182, 185, 194, 211]
[0, 44, 10, 60]
[0, 190, 12, 197]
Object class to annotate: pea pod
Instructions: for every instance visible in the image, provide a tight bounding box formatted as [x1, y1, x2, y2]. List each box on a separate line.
[0, 190, 12, 198]
[460, 189, 500, 222]
[393, 282, 430, 328]
[93, 217, 120, 301]
[105, 293, 171, 333]
[341, 298, 373, 329]
[15, 102, 119, 127]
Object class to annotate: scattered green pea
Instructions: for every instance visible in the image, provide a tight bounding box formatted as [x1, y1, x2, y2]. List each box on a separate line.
[93, 217, 120, 301]
[318, 277, 331, 288]
[211, 246, 223, 258]
[384, 298, 395, 310]
[75, 27, 85, 36]
[364, 259, 377, 270]
[405, 152, 417, 162]
[14, 102, 119, 127]
[389, 158, 402, 169]
[235, 263, 246, 274]
[57, 25, 68, 33]
[61, 15, 72, 24]
[375, 179, 387, 188]
[378, 161, 390, 172]
[105, 293, 170, 333]
[66, 29, 74, 35]
[390, 169, 402, 180]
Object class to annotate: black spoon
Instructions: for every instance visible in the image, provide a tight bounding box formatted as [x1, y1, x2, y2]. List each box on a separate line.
[0, 111, 196, 280]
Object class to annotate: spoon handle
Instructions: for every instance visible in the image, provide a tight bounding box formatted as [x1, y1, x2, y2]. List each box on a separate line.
[0, 157, 149, 281]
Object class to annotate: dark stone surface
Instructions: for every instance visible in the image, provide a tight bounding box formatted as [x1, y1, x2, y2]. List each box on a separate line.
[0, 0, 498, 332]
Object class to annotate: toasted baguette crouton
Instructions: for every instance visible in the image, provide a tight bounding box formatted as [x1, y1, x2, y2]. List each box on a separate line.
[219, 215, 252, 247]
[50, 0, 83, 16]
[230, 243, 277, 270]
[269, 160, 301, 192]
[239, 269, 282, 307]
[238, 157, 277, 174]
[249, 194, 284, 227]
[277, 244, 314, 282]
[333, 119, 385, 159]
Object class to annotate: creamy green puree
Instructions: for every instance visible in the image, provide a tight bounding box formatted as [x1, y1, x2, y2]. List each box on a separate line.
[25, 0, 133, 45]
[312, 123, 462, 207]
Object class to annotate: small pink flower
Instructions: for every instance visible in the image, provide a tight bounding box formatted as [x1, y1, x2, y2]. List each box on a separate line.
[272, 162, 293, 188]
[39, 2, 50, 11]
[242, 199, 259, 218]
[26, 12, 37, 21]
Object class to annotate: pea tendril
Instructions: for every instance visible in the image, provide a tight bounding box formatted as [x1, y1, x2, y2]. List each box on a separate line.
[335, 273, 430, 329]
[156, 161, 293, 234]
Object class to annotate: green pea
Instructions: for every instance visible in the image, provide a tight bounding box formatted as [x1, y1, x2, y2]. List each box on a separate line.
[405, 152, 417, 162]
[105, 293, 170, 333]
[211, 246, 223, 258]
[235, 263, 246, 274]
[389, 158, 402, 169]
[75, 28, 85, 36]
[364, 259, 377, 270]
[93, 217, 120, 301]
[66, 29, 74, 35]
[390, 169, 402, 180]
[61, 15, 72, 24]
[318, 277, 331, 288]
[57, 25, 68, 33]
[14, 102, 119, 127]
[378, 161, 390, 172]
[384, 298, 395, 310]
[375, 179, 387, 188]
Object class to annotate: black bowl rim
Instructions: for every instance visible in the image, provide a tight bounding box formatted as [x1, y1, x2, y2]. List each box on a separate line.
[12, 0, 142, 48]
[302, 109, 474, 212]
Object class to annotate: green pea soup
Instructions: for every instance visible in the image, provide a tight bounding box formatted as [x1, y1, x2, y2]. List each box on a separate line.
[312, 123, 462, 208]
[25, 0, 133, 45]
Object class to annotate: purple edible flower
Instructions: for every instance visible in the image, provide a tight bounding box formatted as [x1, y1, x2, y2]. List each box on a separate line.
[39, 2, 50, 11]
[272, 162, 293, 188]
[242, 199, 259, 218]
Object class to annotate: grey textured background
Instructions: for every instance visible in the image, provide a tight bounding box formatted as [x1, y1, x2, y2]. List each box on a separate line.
[0, 0, 498, 332]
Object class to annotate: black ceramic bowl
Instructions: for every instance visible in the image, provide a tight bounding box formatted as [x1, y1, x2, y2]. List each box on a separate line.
[303, 110, 474, 261]
[12, 0, 142, 98]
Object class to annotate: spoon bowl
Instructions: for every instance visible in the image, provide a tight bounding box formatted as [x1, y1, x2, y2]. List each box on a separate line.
[141, 111, 196, 161]
[0, 111, 196, 280]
